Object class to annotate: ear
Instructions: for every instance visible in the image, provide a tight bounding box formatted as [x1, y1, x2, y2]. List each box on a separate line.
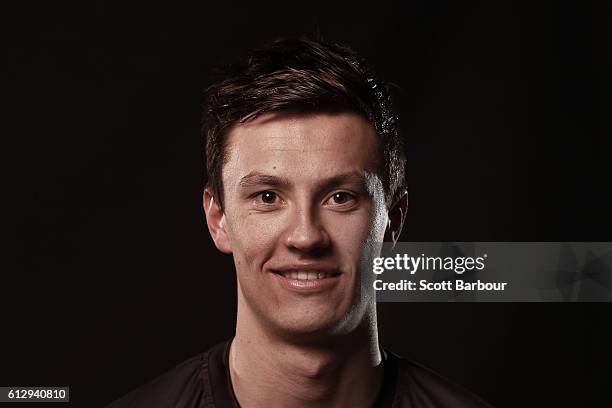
[203, 188, 232, 254]
[384, 191, 408, 244]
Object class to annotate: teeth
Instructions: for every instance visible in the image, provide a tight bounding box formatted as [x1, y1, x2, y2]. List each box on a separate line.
[280, 271, 334, 280]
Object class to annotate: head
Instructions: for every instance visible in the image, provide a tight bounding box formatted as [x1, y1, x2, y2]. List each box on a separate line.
[202, 37, 407, 341]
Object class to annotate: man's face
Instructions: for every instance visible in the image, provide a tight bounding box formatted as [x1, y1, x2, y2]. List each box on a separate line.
[208, 111, 389, 338]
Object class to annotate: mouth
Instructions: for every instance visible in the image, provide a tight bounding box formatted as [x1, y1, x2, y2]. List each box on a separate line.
[272, 270, 341, 280]
[270, 269, 342, 293]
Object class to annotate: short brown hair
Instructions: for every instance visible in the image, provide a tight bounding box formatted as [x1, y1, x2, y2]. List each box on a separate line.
[202, 37, 406, 209]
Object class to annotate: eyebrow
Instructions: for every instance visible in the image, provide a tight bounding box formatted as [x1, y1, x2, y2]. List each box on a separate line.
[238, 172, 292, 189]
[238, 171, 368, 191]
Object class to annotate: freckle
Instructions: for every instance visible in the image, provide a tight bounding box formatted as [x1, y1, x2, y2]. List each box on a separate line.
[272, 166, 276, 169]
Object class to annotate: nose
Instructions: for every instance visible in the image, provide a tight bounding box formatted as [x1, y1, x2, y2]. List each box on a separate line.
[284, 207, 330, 254]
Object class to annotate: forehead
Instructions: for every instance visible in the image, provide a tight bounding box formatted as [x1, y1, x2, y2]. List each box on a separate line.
[222, 111, 381, 184]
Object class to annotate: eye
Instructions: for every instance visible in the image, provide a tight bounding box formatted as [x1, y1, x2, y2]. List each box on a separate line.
[255, 190, 278, 204]
[326, 191, 357, 206]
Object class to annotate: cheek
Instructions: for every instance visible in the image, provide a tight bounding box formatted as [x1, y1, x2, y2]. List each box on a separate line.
[225, 209, 281, 268]
[369, 201, 389, 242]
[324, 211, 375, 262]
[328, 204, 387, 245]
[329, 213, 369, 241]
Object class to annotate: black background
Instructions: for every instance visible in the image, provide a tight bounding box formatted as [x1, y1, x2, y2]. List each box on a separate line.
[4, 1, 611, 407]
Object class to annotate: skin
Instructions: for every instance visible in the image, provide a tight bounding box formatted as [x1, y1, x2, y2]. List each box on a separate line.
[204, 111, 407, 408]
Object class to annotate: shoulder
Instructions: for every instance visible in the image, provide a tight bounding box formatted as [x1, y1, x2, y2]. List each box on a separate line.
[105, 343, 224, 408]
[388, 351, 493, 408]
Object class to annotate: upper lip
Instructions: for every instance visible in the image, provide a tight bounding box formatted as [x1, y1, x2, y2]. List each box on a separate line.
[271, 263, 340, 274]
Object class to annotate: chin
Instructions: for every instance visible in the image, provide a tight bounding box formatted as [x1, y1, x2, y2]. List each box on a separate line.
[271, 309, 361, 341]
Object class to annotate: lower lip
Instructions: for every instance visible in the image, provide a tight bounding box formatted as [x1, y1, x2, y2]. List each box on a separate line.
[270, 272, 341, 293]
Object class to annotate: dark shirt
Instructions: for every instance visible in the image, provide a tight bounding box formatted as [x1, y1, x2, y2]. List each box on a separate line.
[107, 340, 492, 407]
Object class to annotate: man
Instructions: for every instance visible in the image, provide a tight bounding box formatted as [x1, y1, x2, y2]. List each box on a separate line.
[108, 37, 491, 407]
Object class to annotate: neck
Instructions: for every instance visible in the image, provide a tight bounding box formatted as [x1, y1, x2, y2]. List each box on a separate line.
[228, 305, 383, 408]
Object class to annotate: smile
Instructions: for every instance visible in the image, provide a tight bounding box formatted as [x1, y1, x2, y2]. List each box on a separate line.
[270, 268, 342, 293]
[273, 271, 341, 280]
